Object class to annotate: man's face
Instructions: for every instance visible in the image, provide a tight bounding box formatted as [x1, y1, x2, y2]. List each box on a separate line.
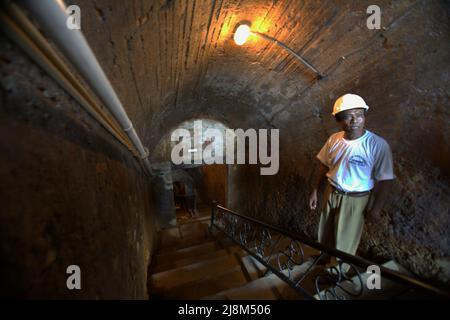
[337, 108, 366, 136]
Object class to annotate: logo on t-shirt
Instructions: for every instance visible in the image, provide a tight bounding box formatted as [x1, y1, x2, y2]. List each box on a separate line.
[349, 155, 368, 167]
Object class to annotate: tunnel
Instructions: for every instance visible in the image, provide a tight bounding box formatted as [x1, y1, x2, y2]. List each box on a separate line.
[0, 0, 449, 300]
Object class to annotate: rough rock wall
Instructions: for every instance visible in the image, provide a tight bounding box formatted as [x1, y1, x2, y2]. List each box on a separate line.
[0, 37, 157, 299]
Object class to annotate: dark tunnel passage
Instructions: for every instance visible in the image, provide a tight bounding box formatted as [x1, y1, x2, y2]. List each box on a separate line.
[0, 0, 449, 300]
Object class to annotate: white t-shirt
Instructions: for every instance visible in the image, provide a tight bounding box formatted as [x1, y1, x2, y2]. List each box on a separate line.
[317, 130, 395, 192]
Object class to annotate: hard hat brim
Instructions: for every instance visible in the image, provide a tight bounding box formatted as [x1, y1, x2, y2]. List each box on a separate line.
[332, 106, 369, 116]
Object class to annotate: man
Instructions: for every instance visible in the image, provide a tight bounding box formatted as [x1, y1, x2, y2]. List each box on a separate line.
[309, 93, 395, 266]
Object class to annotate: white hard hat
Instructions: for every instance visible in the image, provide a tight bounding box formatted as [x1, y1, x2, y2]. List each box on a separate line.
[332, 93, 369, 116]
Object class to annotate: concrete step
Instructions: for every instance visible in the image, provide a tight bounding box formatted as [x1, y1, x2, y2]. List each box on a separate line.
[150, 254, 242, 294]
[229, 240, 321, 280]
[241, 255, 268, 281]
[156, 241, 219, 265]
[159, 231, 212, 251]
[179, 220, 210, 239]
[204, 260, 315, 300]
[158, 227, 182, 248]
[203, 274, 291, 300]
[154, 248, 230, 273]
[178, 215, 211, 225]
[161, 265, 248, 299]
[207, 226, 229, 241]
[158, 222, 211, 250]
[216, 235, 243, 250]
[221, 240, 250, 256]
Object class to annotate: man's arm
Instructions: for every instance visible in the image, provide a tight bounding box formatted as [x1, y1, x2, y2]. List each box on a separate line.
[366, 179, 394, 219]
[309, 162, 328, 210]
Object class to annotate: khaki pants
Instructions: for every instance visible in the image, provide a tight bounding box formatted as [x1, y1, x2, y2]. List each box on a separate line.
[318, 185, 370, 258]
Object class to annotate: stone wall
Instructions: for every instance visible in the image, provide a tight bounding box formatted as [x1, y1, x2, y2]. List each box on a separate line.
[0, 36, 157, 299]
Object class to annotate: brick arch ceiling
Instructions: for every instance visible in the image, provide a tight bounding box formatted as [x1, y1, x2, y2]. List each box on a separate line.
[75, 0, 449, 176]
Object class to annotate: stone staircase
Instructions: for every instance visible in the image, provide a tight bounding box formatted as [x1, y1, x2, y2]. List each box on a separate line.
[148, 211, 426, 300]
[148, 213, 325, 300]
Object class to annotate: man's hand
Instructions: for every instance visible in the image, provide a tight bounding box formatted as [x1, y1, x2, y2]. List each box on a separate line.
[309, 162, 328, 211]
[309, 189, 318, 210]
[364, 179, 393, 224]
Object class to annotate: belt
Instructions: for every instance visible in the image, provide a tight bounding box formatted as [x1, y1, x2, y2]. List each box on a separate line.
[330, 185, 371, 197]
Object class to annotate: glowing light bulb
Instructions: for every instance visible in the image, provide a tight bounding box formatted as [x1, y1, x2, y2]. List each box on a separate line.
[234, 24, 251, 45]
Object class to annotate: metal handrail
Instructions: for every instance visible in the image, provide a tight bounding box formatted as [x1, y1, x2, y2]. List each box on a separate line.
[210, 201, 450, 299]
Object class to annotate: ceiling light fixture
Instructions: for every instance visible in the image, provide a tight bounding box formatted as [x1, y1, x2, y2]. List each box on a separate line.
[234, 24, 251, 45]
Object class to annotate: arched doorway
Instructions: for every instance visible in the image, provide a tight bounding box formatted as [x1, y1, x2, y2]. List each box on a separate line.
[152, 118, 232, 226]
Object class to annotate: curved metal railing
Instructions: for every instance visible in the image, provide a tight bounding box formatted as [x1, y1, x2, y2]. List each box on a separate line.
[209, 201, 450, 300]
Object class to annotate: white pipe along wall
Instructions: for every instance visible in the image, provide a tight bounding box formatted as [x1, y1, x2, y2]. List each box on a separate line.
[20, 0, 153, 175]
